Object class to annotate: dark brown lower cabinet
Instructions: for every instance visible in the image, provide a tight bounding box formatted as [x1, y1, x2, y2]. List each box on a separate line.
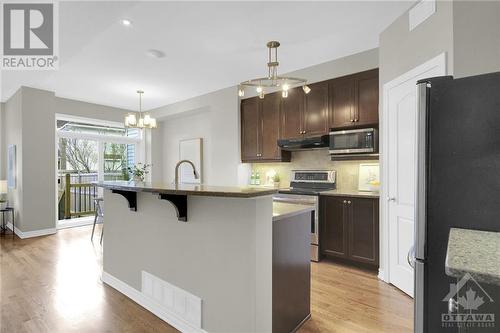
[320, 196, 379, 267]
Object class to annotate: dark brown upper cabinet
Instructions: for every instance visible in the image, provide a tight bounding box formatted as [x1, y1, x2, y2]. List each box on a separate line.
[329, 68, 379, 130]
[355, 69, 379, 127]
[240, 95, 291, 163]
[329, 77, 355, 129]
[260, 93, 283, 160]
[240, 68, 379, 162]
[241, 98, 260, 161]
[280, 87, 304, 140]
[303, 81, 329, 137]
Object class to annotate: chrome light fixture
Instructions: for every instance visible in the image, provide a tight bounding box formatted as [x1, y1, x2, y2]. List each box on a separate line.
[239, 41, 311, 99]
[124, 90, 157, 129]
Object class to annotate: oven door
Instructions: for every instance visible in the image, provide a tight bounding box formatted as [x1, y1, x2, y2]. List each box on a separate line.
[329, 128, 377, 154]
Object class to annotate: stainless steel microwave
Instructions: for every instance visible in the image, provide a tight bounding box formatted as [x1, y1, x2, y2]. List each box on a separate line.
[329, 128, 378, 155]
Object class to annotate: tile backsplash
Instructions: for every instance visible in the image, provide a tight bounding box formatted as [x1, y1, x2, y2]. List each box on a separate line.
[251, 150, 379, 192]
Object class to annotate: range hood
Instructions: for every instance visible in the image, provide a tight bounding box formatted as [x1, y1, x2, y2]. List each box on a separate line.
[277, 135, 329, 151]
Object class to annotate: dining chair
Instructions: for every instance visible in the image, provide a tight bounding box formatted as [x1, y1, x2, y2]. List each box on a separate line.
[91, 197, 104, 244]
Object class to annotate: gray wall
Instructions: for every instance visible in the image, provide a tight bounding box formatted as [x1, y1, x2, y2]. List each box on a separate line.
[379, 0, 454, 87]
[3, 90, 23, 228]
[150, 86, 243, 186]
[453, 0, 500, 78]
[21, 88, 56, 232]
[1, 87, 132, 233]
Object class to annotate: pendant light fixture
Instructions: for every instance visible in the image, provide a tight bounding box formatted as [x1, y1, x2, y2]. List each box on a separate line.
[124, 90, 157, 129]
[238, 41, 311, 99]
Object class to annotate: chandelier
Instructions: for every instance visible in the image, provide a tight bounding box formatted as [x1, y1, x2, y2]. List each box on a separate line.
[238, 41, 311, 99]
[124, 90, 157, 129]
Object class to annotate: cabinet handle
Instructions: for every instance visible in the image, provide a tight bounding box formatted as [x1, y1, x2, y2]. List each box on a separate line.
[347, 200, 351, 204]
[354, 118, 358, 122]
[343, 200, 347, 204]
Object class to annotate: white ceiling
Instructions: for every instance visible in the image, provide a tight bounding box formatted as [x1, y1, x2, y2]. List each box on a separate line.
[1, 1, 414, 111]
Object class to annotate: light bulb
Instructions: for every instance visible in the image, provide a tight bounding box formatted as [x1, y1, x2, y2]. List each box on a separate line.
[282, 90, 288, 98]
[259, 90, 265, 99]
[302, 85, 311, 94]
[138, 118, 144, 128]
[121, 19, 132, 27]
[150, 118, 157, 128]
[238, 87, 245, 97]
[128, 114, 137, 126]
[143, 114, 151, 125]
[256, 86, 263, 93]
[124, 115, 130, 127]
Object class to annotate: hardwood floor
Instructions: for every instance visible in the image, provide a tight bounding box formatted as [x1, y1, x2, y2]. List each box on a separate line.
[299, 261, 413, 333]
[1, 226, 413, 332]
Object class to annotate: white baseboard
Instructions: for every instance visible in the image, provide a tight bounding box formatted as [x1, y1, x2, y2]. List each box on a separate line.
[57, 216, 94, 230]
[378, 268, 389, 283]
[6, 223, 57, 239]
[102, 271, 208, 333]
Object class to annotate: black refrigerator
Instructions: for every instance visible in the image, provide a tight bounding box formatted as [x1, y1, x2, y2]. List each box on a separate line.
[413, 72, 500, 333]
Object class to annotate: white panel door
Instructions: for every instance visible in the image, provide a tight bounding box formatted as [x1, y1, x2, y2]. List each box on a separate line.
[387, 81, 417, 296]
[385, 54, 446, 297]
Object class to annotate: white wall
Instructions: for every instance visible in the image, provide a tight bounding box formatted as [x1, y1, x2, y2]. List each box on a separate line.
[151, 48, 379, 186]
[0, 87, 133, 233]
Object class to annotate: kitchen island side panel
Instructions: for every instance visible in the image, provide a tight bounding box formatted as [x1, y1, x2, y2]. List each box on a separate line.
[103, 190, 273, 333]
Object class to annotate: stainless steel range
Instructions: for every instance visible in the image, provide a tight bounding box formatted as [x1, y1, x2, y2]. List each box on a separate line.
[273, 170, 336, 262]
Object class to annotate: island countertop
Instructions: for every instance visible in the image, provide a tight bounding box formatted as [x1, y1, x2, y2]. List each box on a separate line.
[94, 181, 278, 198]
[445, 228, 500, 286]
[273, 202, 314, 222]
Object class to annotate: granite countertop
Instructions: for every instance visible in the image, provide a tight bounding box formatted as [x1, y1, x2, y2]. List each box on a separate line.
[445, 228, 500, 286]
[273, 202, 314, 222]
[94, 181, 277, 198]
[319, 189, 380, 198]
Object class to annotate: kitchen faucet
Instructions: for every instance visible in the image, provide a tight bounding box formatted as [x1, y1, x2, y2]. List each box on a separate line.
[174, 160, 199, 185]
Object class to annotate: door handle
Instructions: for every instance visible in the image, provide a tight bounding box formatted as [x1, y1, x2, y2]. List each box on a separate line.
[387, 197, 396, 202]
[407, 245, 415, 268]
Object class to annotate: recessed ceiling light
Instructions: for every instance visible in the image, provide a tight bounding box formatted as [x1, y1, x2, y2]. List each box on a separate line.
[121, 19, 132, 27]
[146, 49, 166, 59]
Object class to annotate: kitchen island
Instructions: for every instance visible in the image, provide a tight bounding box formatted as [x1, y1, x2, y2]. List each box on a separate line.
[95, 181, 312, 333]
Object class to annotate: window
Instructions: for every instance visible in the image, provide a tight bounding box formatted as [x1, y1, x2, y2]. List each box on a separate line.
[56, 116, 143, 221]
